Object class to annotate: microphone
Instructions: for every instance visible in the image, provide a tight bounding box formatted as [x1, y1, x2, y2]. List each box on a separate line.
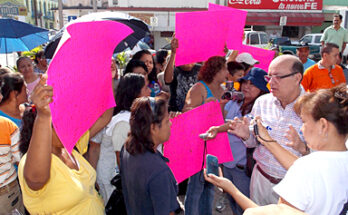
[199, 133, 209, 140]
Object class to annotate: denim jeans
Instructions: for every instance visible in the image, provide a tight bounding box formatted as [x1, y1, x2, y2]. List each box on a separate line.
[223, 165, 251, 215]
[184, 171, 215, 215]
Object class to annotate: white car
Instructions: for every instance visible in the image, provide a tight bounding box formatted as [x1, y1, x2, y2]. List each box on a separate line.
[243, 31, 269, 48]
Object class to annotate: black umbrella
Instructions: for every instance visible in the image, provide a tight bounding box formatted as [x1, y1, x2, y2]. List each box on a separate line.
[44, 11, 150, 59]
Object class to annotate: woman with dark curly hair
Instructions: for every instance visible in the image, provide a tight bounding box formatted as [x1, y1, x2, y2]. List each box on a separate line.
[120, 94, 179, 215]
[182, 56, 228, 112]
[183, 56, 228, 215]
[0, 73, 28, 127]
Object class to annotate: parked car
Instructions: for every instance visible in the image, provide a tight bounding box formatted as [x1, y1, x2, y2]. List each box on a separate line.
[299, 33, 322, 46]
[300, 33, 347, 63]
[269, 36, 321, 61]
[243, 31, 269, 48]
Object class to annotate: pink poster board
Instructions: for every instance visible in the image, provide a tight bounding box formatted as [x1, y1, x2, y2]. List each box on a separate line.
[239, 44, 276, 72]
[163, 101, 233, 183]
[47, 21, 133, 153]
[208, 3, 247, 50]
[175, 11, 227, 66]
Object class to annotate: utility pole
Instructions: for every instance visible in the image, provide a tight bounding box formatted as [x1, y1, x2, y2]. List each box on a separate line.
[93, 0, 97, 12]
[33, 0, 38, 26]
[58, 0, 64, 28]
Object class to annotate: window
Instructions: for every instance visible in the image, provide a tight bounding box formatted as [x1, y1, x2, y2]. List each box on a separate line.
[250, 34, 259, 45]
[260, 33, 269, 45]
[282, 26, 299, 38]
[301, 36, 312, 44]
[314, 35, 321, 44]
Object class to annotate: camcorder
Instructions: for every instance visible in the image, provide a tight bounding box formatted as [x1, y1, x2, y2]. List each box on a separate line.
[221, 81, 244, 102]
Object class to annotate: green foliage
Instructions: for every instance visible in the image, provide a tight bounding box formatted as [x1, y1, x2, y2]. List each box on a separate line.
[115, 52, 129, 69]
[21, 46, 42, 59]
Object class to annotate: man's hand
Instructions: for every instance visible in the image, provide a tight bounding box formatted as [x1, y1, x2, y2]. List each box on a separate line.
[227, 116, 250, 140]
[285, 125, 308, 155]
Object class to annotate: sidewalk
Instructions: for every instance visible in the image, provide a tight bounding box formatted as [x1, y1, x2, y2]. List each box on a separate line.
[177, 187, 233, 215]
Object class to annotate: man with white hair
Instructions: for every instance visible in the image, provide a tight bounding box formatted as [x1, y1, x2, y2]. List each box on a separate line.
[229, 55, 308, 205]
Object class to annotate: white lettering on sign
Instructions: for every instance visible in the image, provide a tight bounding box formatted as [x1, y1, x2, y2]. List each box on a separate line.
[229, 0, 261, 5]
[276, 0, 315, 2]
[229, 0, 244, 4]
[282, 2, 317, 10]
[244, 0, 261, 5]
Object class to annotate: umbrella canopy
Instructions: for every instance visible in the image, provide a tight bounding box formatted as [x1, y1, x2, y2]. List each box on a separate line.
[44, 11, 150, 59]
[0, 18, 49, 53]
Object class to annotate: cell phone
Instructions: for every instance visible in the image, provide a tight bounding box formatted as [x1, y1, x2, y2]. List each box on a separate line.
[206, 154, 219, 176]
[253, 123, 259, 136]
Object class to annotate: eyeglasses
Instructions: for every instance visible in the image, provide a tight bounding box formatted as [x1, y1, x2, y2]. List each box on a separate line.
[264, 71, 299, 82]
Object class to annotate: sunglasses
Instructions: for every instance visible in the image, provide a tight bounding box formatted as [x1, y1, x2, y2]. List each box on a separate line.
[264, 71, 299, 82]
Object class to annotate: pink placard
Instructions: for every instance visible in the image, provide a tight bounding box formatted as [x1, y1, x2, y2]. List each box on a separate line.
[47, 21, 133, 153]
[175, 11, 228, 66]
[208, 3, 247, 50]
[163, 101, 233, 183]
[239, 44, 275, 72]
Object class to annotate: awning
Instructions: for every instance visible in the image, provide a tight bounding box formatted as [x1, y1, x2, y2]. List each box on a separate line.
[246, 12, 325, 26]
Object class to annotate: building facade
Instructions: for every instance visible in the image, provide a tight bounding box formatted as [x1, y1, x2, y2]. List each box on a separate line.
[24, 0, 58, 29]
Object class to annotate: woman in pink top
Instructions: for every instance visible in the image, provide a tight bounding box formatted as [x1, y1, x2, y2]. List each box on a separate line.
[16, 57, 40, 96]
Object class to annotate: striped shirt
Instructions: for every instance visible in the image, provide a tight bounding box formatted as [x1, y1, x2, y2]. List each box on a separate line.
[0, 116, 20, 187]
[244, 88, 305, 179]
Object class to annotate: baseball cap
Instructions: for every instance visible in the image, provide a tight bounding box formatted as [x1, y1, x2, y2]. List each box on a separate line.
[238, 67, 269, 93]
[296, 42, 309, 50]
[236, 53, 259, 65]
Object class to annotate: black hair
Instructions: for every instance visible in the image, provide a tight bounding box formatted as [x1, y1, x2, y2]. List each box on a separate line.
[321, 43, 339, 56]
[113, 73, 146, 115]
[16, 56, 32, 69]
[132, 50, 158, 83]
[227, 61, 245, 76]
[240, 62, 251, 72]
[19, 106, 37, 154]
[34, 50, 45, 64]
[124, 59, 148, 76]
[155, 50, 168, 65]
[125, 93, 169, 155]
[0, 73, 25, 104]
[291, 59, 304, 83]
[334, 14, 343, 21]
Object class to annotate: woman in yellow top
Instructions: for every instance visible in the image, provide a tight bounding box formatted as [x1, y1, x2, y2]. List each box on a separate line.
[17, 76, 113, 214]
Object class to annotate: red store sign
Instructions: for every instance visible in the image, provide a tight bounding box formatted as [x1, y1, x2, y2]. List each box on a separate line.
[228, 0, 322, 10]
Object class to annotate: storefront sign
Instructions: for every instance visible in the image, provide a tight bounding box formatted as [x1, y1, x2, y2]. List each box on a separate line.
[228, 0, 322, 10]
[0, 1, 27, 16]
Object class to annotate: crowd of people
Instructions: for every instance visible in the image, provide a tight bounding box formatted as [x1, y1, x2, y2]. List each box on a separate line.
[0, 13, 348, 215]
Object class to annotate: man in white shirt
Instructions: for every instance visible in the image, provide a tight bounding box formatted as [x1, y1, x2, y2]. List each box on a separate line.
[229, 55, 308, 205]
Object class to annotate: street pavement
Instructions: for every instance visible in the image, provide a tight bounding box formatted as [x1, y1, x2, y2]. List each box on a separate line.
[177, 187, 233, 215]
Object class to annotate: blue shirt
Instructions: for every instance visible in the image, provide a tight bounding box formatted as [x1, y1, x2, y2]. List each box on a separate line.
[303, 58, 316, 72]
[121, 149, 179, 215]
[223, 101, 247, 168]
[199, 81, 214, 100]
[0, 110, 21, 128]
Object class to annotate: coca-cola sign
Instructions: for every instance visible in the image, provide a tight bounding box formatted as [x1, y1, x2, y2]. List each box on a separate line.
[228, 0, 322, 10]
